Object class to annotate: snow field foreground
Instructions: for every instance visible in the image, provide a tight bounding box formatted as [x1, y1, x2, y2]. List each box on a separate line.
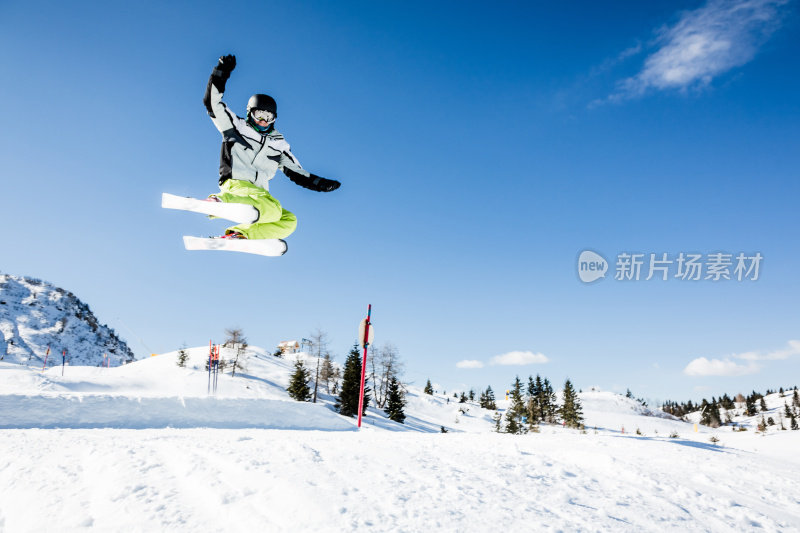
[2, 348, 800, 531]
[0, 429, 798, 532]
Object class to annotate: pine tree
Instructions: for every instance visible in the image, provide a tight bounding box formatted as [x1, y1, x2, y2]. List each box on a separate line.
[505, 410, 521, 434]
[745, 395, 757, 417]
[493, 411, 503, 432]
[699, 399, 711, 425]
[459, 392, 467, 404]
[760, 397, 768, 412]
[506, 376, 526, 433]
[484, 386, 497, 410]
[384, 377, 406, 423]
[526, 376, 540, 427]
[530, 375, 544, 424]
[701, 399, 722, 428]
[287, 359, 311, 402]
[336, 343, 370, 417]
[712, 399, 722, 427]
[791, 413, 799, 431]
[176, 345, 189, 368]
[559, 379, 584, 429]
[423, 379, 434, 395]
[543, 378, 557, 423]
[720, 394, 735, 410]
[468, 389, 475, 402]
[793, 389, 800, 408]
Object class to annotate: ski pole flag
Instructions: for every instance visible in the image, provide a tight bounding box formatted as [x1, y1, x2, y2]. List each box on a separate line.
[357, 304, 373, 429]
[61, 349, 66, 376]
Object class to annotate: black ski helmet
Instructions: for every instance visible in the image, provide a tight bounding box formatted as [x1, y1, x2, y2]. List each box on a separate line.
[247, 94, 277, 118]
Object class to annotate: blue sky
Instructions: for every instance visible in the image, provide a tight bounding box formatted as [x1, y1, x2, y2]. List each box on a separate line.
[1, 0, 798, 404]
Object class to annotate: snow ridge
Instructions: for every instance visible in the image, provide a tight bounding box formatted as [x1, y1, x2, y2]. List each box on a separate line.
[0, 273, 134, 367]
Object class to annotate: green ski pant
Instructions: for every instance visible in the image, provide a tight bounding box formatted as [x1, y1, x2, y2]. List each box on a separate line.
[215, 179, 297, 240]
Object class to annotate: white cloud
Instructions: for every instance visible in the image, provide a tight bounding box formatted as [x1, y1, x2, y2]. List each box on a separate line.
[683, 357, 760, 377]
[489, 351, 549, 366]
[734, 340, 800, 361]
[589, 42, 643, 77]
[455, 359, 484, 369]
[612, 0, 789, 100]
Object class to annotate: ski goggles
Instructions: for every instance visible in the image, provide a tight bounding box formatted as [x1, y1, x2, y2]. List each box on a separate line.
[250, 109, 275, 124]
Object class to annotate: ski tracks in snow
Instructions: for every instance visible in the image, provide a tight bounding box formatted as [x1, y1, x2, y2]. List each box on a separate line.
[0, 429, 798, 531]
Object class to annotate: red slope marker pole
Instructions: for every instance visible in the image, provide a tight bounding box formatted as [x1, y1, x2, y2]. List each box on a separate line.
[213, 345, 220, 394]
[42, 346, 50, 373]
[357, 304, 372, 429]
[208, 341, 213, 395]
[61, 349, 66, 376]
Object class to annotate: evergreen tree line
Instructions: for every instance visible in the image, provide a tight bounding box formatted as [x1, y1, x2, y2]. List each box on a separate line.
[422, 374, 584, 433]
[662, 386, 800, 429]
[502, 375, 584, 434]
[287, 342, 407, 424]
[422, 380, 484, 405]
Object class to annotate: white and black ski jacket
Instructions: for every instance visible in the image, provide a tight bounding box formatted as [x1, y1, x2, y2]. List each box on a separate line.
[203, 67, 339, 192]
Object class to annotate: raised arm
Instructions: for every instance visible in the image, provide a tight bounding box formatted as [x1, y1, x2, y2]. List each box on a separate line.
[203, 54, 239, 133]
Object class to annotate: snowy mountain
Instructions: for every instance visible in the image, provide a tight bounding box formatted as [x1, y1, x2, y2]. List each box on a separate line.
[0, 273, 135, 367]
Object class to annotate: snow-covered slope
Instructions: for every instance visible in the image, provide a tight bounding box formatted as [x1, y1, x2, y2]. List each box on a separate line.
[0, 346, 355, 431]
[0, 273, 134, 366]
[0, 343, 780, 439]
[1, 345, 799, 530]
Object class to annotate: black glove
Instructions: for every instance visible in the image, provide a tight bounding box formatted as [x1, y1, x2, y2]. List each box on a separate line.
[317, 178, 341, 192]
[207, 54, 236, 97]
[216, 54, 236, 75]
[284, 167, 341, 192]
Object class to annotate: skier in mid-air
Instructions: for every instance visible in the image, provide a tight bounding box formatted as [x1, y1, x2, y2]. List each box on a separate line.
[200, 53, 340, 250]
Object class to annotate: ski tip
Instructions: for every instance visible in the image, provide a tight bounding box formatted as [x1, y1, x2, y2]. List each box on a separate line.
[161, 192, 181, 208]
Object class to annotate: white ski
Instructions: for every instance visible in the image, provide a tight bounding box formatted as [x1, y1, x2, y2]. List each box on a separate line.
[161, 193, 259, 224]
[182, 236, 287, 257]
